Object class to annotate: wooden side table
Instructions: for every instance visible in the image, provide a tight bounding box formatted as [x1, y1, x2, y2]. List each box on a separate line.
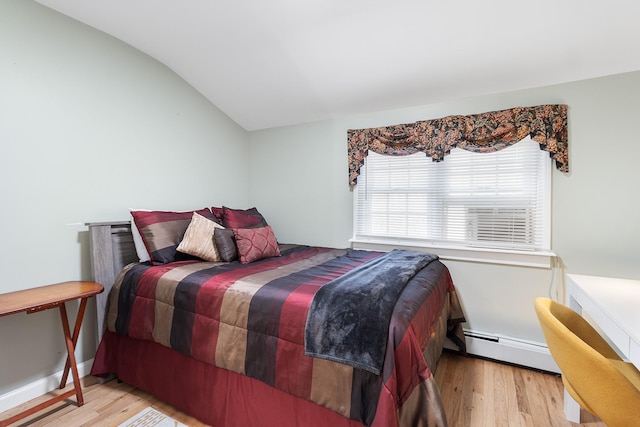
[0, 281, 103, 426]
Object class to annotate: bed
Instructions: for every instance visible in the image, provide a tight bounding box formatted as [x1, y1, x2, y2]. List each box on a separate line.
[87, 207, 466, 427]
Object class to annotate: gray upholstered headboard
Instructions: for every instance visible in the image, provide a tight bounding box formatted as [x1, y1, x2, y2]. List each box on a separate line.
[86, 221, 138, 344]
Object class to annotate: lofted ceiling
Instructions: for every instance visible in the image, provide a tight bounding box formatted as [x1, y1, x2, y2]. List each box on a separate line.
[37, 0, 640, 131]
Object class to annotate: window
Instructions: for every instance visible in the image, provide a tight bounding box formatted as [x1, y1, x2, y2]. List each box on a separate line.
[353, 137, 551, 258]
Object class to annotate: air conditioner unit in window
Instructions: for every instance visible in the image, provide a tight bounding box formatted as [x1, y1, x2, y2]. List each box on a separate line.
[466, 207, 533, 245]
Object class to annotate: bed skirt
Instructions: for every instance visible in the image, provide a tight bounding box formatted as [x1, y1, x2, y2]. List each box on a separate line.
[92, 328, 453, 427]
[93, 331, 377, 426]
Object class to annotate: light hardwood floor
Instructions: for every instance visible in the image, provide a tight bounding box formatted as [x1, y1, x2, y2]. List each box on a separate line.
[434, 351, 605, 427]
[1, 351, 606, 427]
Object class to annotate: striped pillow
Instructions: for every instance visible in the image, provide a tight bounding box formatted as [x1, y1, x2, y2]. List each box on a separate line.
[131, 208, 215, 265]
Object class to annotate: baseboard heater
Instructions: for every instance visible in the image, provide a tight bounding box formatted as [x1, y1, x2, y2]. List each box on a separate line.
[445, 329, 560, 374]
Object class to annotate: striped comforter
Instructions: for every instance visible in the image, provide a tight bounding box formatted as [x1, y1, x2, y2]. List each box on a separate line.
[106, 245, 465, 426]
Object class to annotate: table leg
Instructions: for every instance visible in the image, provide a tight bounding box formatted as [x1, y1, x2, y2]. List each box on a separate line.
[59, 298, 89, 389]
[58, 302, 84, 406]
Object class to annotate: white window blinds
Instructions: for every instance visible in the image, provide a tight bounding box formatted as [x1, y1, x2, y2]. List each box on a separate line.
[353, 137, 550, 251]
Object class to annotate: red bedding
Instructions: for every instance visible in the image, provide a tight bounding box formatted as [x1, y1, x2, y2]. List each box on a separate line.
[92, 245, 465, 426]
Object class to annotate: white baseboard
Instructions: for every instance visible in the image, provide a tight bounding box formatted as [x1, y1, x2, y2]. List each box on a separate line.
[447, 329, 560, 374]
[0, 359, 94, 413]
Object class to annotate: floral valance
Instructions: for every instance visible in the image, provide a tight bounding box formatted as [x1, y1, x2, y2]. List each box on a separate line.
[347, 104, 568, 187]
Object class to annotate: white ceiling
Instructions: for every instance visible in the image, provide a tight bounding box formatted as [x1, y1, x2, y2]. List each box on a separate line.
[37, 0, 640, 131]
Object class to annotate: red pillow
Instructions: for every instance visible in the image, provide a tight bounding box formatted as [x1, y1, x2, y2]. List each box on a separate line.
[211, 206, 224, 224]
[233, 226, 280, 264]
[221, 206, 268, 229]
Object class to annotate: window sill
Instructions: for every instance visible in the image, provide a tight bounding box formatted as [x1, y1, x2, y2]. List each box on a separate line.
[349, 238, 556, 269]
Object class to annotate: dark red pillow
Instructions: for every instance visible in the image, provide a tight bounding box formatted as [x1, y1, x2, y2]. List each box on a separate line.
[233, 226, 280, 264]
[211, 206, 224, 224]
[221, 207, 268, 229]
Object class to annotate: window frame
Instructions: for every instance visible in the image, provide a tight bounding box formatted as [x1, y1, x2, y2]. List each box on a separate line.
[350, 138, 556, 268]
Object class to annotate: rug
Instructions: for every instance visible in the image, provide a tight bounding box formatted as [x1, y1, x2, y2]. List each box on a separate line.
[118, 407, 188, 427]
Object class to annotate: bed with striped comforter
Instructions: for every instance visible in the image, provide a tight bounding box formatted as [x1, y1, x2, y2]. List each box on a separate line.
[92, 244, 465, 427]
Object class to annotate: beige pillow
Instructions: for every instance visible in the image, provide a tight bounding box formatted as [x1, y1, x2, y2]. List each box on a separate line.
[177, 212, 224, 262]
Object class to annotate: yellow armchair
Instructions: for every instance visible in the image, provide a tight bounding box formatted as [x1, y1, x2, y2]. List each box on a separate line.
[534, 297, 640, 426]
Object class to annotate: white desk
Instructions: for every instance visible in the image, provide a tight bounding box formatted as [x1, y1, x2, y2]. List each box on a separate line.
[564, 274, 640, 422]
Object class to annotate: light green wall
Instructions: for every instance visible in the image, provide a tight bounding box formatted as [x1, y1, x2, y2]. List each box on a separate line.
[3, 0, 640, 409]
[249, 70, 640, 343]
[0, 0, 249, 396]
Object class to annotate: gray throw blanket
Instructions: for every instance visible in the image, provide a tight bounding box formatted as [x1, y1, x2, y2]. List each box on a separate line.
[304, 249, 438, 375]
